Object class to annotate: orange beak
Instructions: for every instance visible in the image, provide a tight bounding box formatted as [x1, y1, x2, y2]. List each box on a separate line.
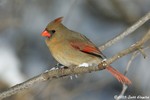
[41, 30, 51, 38]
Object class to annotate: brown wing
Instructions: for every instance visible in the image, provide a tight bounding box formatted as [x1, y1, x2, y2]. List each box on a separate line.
[70, 33, 105, 58]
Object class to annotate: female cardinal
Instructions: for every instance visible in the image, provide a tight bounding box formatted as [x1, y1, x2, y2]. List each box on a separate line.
[41, 17, 131, 85]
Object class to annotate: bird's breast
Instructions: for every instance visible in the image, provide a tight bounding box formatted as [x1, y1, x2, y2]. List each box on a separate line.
[46, 40, 101, 67]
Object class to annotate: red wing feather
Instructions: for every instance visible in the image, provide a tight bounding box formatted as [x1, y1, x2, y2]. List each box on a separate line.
[70, 39, 131, 85]
[81, 45, 100, 54]
[70, 41, 103, 58]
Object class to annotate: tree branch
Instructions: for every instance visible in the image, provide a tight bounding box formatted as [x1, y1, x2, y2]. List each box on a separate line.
[116, 51, 138, 100]
[116, 46, 150, 100]
[99, 12, 150, 51]
[107, 29, 150, 65]
[0, 13, 150, 99]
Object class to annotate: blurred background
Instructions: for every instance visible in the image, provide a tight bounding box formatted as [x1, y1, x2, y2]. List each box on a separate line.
[0, 0, 150, 100]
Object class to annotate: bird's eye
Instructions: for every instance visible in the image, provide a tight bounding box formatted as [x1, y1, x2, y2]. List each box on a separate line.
[50, 30, 56, 34]
[45, 28, 56, 34]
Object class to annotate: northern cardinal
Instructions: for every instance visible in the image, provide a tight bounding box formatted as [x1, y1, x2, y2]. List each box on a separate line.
[41, 17, 131, 85]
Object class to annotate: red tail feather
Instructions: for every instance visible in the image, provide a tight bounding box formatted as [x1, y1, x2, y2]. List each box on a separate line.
[106, 66, 131, 85]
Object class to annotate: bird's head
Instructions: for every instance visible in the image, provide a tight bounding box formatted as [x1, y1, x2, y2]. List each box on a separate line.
[41, 17, 64, 38]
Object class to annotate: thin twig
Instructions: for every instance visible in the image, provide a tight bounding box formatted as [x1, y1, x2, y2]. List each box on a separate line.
[107, 29, 150, 64]
[116, 51, 138, 100]
[99, 12, 150, 51]
[116, 46, 150, 100]
[124, 52, 138, 75]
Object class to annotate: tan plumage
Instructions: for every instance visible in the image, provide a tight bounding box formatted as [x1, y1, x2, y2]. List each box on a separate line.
[41, 17, 131, 84]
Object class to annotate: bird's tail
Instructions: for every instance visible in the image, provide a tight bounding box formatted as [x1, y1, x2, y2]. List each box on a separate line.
[106, 66, 131, 85]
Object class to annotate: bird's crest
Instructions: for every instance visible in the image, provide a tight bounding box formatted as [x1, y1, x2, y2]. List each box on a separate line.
[54, 17, 63, 23]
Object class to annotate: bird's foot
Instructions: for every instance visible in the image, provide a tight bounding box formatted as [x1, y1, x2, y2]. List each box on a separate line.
[53, 63, 78, 80]
[55, 63, 64, 68]
[49, 63, 66, 71]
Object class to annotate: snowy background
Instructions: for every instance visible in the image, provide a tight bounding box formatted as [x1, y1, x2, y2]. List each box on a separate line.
[0, 0, 150, 100]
